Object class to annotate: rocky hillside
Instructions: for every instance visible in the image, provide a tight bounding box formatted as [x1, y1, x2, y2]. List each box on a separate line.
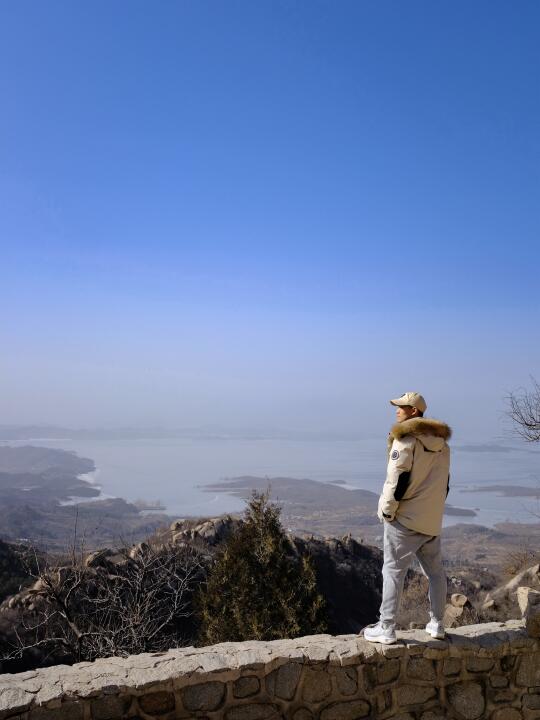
[0, 516, 384, 673]
[2, 513, 536, 675]
[146, 516, 385, 634]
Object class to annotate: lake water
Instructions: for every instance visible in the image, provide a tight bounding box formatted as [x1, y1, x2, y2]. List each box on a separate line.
[10, 436, 540, 528]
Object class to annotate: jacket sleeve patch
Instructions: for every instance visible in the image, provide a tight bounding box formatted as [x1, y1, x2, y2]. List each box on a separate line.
[391, 449, 400, 460]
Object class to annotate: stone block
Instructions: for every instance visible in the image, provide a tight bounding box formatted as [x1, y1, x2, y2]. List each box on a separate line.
[225, 704, 282, 720]
[491, 710, 522, 720]
[444, 603, 464, 627]
[407, 658, 435, 681]
[29, 703, 84, 720]
[405, 642, 427, 656]
[377, 659, 401, 684]
[380, 644, 407, 659]
[447, 682, 485, 720]
[305, 645, 332, 663]
[524, 695, 540, 710]
[138, 691, 175, 716]
[91, 695, 131, 720]
[466, 657, 495, 673]
[233, 676, 260, 699]
[516, 654, 540, 687]
[319, 699, 370, 720]
[181, 682, 225, 712]
[0, 688, 33, 719]
[301, 667, 332, 703]
[293, 709, 314, 720]
[420, 712, 446, 720]
[442, 658, 462, 676]
[517, 587, 540, 637]
[396, 685, 436, 706]
[518, 587, 540, 615]
[331, 667, 358, 696]
[424, 646, 450, 660]
[489, 675, 509, 688]
[265, 663, 302, 701]
[494, 690, 516, 704]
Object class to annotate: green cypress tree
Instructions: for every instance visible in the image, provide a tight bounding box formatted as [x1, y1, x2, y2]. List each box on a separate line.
[197, 489, 327, 644]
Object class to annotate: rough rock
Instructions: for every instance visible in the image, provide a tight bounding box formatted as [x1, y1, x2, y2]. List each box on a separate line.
[181, 682, 226, 712]
[265, 662, 302, 701]
[516, 653, 540, 687]
[225, 704, 281, 720]
[233, 676, 260, 698]
[450, 593, 468, 607]
[301, 667, 332, 703]
[396, 685, 436, 706]
[443, 603, 464, 627]
[319, 700, 370, 720]
[447, 682, 485, 720]
[517, 586, 540, 638]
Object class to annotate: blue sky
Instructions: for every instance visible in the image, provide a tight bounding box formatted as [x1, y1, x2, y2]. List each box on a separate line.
[1, 1, 539, 437]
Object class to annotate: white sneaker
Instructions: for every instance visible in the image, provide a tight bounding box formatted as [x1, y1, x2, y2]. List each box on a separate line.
[425, 619, 445, 639]
[363, 621, 397, 644]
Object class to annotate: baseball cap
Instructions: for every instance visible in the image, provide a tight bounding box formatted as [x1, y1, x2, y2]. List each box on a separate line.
[389, 391, 427, 413]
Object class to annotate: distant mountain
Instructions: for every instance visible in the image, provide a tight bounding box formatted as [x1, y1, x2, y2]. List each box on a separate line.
[0, 445, 173, 551]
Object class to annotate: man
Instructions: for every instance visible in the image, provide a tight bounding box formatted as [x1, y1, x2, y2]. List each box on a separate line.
[364, 392, 451, 644]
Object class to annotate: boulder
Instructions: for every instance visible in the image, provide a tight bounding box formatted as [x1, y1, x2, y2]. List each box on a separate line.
[444, 604, 464, 627]
[517, 585, 540, 637]
[170, 516, 237, 547]
[84, 548, 115, 568]
[485, 563, 540, 606]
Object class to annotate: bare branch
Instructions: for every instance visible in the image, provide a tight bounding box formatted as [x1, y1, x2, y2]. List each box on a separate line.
[3, 537, 205, 664]
[506, 376, 540, 442]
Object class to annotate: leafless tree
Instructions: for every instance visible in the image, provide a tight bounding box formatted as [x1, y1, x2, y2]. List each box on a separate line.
[506, 377, 540, 443]
[3, 538, 205, 665]
[505, 377, 540, 526]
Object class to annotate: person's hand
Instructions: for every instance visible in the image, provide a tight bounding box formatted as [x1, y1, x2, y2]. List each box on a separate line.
[377, 508, 394, 522]
[377, 507, 394, 522]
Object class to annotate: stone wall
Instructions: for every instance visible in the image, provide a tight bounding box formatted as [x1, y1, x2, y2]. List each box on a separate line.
[1, 620, 540, 720]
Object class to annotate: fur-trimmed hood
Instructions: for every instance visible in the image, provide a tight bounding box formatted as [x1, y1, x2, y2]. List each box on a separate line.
[387, 417, 452, 454]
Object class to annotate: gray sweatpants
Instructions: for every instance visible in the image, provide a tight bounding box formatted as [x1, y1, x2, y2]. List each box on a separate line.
[380, 519, 447, 628]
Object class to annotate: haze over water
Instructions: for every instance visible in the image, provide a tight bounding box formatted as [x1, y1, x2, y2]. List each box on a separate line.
[11, 435, 540, 528]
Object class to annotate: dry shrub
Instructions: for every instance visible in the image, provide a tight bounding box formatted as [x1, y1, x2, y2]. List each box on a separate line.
[503, 545, 540, 579]
[4, 539, 204, 666]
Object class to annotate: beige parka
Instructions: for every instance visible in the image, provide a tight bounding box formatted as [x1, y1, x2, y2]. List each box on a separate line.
[377, 417, 452, 536]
